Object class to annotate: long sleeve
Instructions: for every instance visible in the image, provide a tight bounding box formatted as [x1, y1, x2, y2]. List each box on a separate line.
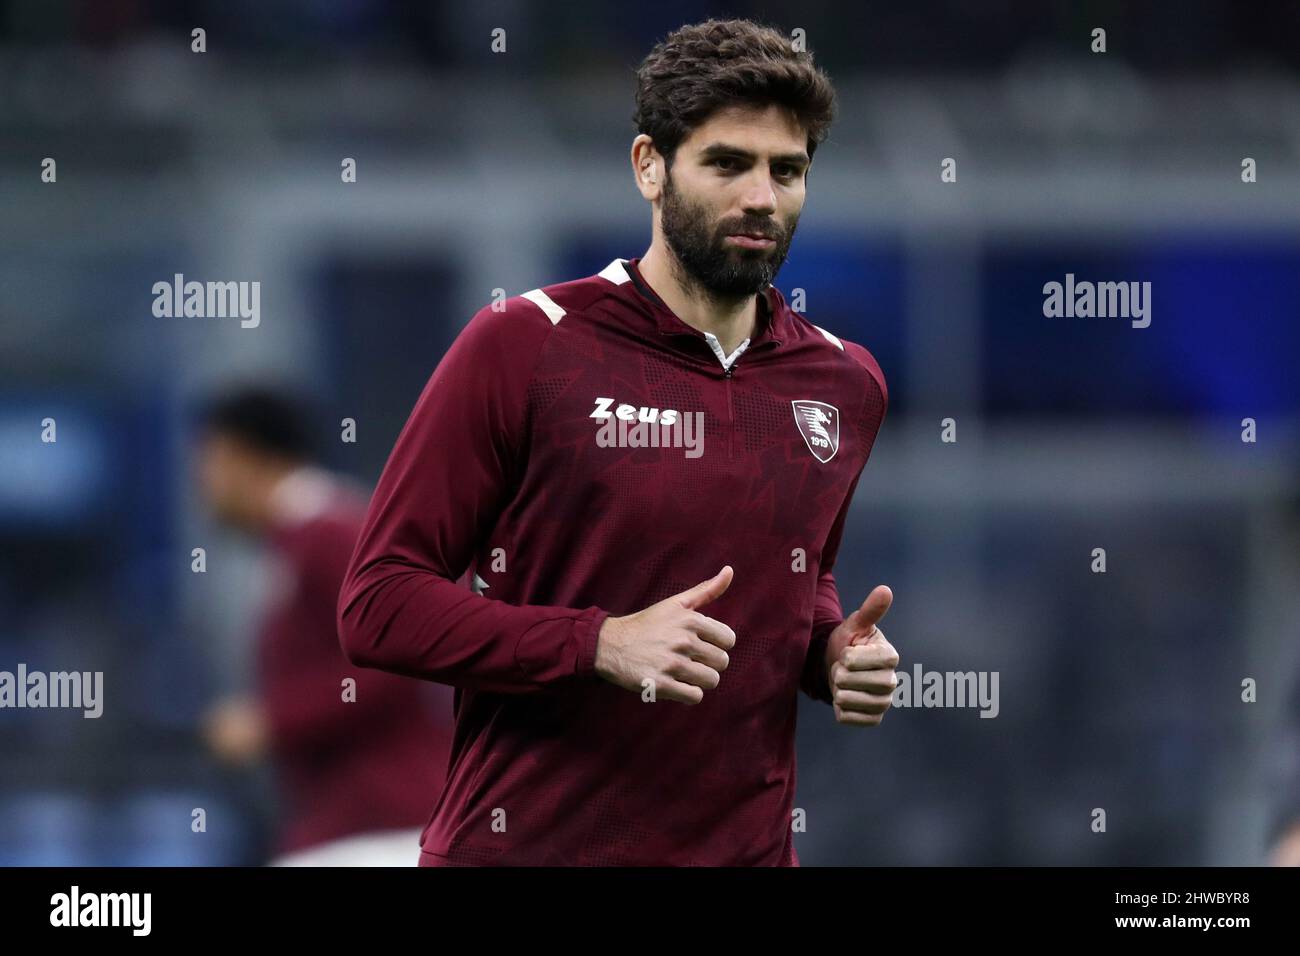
[263, 643, 421, 753]
[337, 300, 611, 692]
[801, 345, 888, 705]
[262, 516, 432, 752]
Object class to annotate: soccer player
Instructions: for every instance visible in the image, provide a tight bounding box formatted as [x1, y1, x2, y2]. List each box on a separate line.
[338, 18, 897, 866]
[194, 385, 453, 865]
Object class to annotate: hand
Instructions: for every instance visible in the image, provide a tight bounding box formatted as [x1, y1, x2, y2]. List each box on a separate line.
[202, 696, 268, 765]
[595, 566, 736, 704]
[825, 585, 898, 726]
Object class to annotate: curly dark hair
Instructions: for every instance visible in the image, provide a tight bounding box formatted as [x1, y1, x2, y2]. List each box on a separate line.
[633, 18, 837, 170]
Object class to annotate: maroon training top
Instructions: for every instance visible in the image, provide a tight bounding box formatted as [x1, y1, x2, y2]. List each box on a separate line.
[338, 256, 888, 865]
[257, 474, 452, 856]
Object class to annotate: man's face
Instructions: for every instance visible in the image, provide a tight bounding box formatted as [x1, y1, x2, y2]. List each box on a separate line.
[194, 430, 257, 530]
[658, 103, 809, 298]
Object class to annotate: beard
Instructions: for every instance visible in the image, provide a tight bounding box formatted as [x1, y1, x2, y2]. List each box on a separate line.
[659, 164, 798, 300]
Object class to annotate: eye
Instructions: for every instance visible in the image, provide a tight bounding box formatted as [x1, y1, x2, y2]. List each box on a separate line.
[712, 157, 739, 172]
[774, 164, 799, 179]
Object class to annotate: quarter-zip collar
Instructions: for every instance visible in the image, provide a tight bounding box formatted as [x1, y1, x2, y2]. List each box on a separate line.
[619, 256, 787, 354]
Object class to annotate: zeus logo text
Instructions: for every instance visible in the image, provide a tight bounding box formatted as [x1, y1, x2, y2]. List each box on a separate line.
[589, 397, 680, 427]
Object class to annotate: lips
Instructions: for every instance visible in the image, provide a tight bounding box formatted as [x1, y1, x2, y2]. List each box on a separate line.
[727, 231, 776, 250]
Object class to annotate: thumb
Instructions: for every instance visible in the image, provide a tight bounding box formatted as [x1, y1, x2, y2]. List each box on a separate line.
[846, 585, 892, 642]
[675, 565, 733, 610]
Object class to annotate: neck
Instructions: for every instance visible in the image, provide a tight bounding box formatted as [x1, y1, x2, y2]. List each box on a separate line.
[252, 460, 307, 531]
[637, 242, 759, 356]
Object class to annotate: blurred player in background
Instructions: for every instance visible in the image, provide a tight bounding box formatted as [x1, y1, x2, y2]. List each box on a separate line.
[1266, 488, 1300, 867]
[194, 385, 452, 865]
[1267, 678, 1300, 866]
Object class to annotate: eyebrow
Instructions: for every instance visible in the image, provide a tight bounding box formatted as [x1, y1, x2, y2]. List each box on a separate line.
[696, 143, 810, 168]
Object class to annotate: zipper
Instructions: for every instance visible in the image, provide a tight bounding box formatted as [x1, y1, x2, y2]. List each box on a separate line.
[720, 343, 774, 460]
[725, 363, 734, 459]
[709, 337, 776, 462]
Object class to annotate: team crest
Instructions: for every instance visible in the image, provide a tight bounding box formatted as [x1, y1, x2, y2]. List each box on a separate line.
[791, 400, 840, 463]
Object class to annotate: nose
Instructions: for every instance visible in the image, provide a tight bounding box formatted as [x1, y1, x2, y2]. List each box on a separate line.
[739, 169, 777, 216]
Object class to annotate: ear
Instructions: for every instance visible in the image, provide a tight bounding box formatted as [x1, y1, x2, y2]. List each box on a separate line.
[631, 134, 661, 201]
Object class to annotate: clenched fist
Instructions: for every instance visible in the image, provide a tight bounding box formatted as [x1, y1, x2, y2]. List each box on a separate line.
[825, 585, 898, 726]
[595, 566, 737, 704]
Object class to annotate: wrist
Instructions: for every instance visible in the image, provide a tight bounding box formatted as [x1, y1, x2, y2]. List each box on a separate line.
[594, 614, 623, 678]
[811, 620, 843, 705]
[817, 620, 842, 670]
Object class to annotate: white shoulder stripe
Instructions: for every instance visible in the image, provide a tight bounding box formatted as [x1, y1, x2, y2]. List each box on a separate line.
[598, 258, 632, 285]
[812, 324, 844, 350]
[521, 288, 566, 325]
